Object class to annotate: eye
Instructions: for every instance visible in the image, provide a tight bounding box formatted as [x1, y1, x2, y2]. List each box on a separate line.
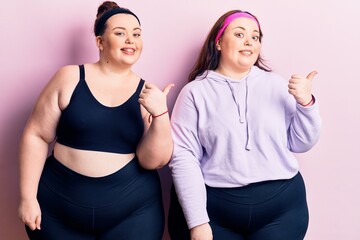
[252, 36, 260, 41]
[115, 32, 125, 36]
[133, 33, 141, 38]
[235, 33, 244, 38]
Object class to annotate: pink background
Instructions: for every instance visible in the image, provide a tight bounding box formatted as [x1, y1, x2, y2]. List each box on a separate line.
[1, 0, 359, 239]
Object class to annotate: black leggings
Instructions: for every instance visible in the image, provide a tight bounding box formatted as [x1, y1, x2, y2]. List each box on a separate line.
[169, 172, 309, 240]
[26, 155, 164, 240]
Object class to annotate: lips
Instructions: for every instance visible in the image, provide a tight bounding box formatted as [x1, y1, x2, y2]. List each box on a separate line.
[121, 48, 136, 54]
[239, 50, 253, 56]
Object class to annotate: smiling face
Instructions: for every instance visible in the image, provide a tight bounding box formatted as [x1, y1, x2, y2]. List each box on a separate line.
[216, 17, 261, 77]
[97, 13, 143, 67]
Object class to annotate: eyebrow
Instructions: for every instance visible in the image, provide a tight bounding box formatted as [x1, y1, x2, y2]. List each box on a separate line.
[232, 26, 259, 33]
[112, 27, 142, 31]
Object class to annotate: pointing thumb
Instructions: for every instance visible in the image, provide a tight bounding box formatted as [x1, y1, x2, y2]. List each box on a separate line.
[306, 71, 318, 80]
[162, 83, 175, 96]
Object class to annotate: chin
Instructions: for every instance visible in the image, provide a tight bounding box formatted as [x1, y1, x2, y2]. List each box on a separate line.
[122, 58, 139, 66]
[239, 60, 256, 68]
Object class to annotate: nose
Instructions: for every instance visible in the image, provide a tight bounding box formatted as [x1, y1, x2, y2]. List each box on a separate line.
[125, 37, 134, 44]
[244, 39, 252, 46]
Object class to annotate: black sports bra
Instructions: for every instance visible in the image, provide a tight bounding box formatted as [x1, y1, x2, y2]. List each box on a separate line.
[56, 65, 144, 153]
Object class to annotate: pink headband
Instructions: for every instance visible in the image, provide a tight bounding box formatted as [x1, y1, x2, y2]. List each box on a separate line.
[215, 12, 260, 43]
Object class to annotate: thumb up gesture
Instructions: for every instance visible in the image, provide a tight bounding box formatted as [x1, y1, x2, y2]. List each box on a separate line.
[288, 71, 317, 106]
[139, 82, 174, 116]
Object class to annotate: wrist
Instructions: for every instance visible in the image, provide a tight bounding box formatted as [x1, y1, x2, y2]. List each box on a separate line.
[148, 109, 168, 123]
[20, 196, 37, 203]
[299, 94, 314, 107]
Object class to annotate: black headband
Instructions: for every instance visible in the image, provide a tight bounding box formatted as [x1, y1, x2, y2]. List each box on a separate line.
[95, 8, 141, 36]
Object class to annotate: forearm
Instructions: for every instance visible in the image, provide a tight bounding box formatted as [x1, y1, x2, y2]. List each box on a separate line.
[288, 100, 322, 152]
[19, 133, 49, 201]
[137, 114, 173, 169]
[171, 158, 209, 229]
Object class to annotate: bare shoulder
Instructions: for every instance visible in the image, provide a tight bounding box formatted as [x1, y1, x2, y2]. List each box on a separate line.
[50, 65, 82, 110]
[51, 65, 80, 87]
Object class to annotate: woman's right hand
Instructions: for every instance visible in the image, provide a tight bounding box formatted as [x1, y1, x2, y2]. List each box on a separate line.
[190, 223, 213, 240]
[18, 199, 41, 231]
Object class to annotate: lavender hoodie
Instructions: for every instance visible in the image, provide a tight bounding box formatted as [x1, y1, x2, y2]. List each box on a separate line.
[169, 66, 322, 229]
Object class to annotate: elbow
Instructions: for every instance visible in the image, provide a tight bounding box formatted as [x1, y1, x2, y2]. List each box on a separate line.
[137, 150, 173, 170]
[144, 162, 168, 170]
[290, 146, 312, 153]
[138, 157, 170, 170]
[288, 125, 321, 153]
[289, 135, 321, 153]
[137, 142, 174, 170]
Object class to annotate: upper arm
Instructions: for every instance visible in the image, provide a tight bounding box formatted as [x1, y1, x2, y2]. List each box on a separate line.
[23, 65, 79, 144]
[171, 85, 203, 161]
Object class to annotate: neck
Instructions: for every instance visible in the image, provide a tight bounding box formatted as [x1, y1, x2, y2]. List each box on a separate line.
[215, 64, 251, 80]
[97, 59, 133, 78]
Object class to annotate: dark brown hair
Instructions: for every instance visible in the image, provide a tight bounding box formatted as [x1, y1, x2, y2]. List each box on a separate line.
[188, 10, 271, 82]
[93, 1, 132, 36]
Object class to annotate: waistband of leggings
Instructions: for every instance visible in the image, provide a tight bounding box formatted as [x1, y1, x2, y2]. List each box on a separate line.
[206, 172, 303, 204]
[40, 154, 153, 207]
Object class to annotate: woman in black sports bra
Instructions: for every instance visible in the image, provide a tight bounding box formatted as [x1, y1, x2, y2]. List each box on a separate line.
[18, 1, 173, 240]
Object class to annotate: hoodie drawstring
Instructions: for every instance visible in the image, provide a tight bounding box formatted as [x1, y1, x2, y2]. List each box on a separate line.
[226, 79, 245, 123]
[244, 79, 251, 150]
[225, 78, 251, 150]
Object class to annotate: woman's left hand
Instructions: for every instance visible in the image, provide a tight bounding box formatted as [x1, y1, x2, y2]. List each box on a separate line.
[288, 71, 317, 105]
[138, 82, 174, 115]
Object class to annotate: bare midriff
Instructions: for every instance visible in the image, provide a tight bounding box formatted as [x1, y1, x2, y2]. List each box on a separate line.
[53, 142, 135, 177]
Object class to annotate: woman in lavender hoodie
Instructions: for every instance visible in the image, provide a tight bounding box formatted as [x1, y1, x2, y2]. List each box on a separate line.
[168, 9, 321, 240]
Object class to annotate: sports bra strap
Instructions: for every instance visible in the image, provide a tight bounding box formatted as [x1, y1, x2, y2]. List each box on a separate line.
[136, 79, 145, 94]
[79, 65, 85, 80]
